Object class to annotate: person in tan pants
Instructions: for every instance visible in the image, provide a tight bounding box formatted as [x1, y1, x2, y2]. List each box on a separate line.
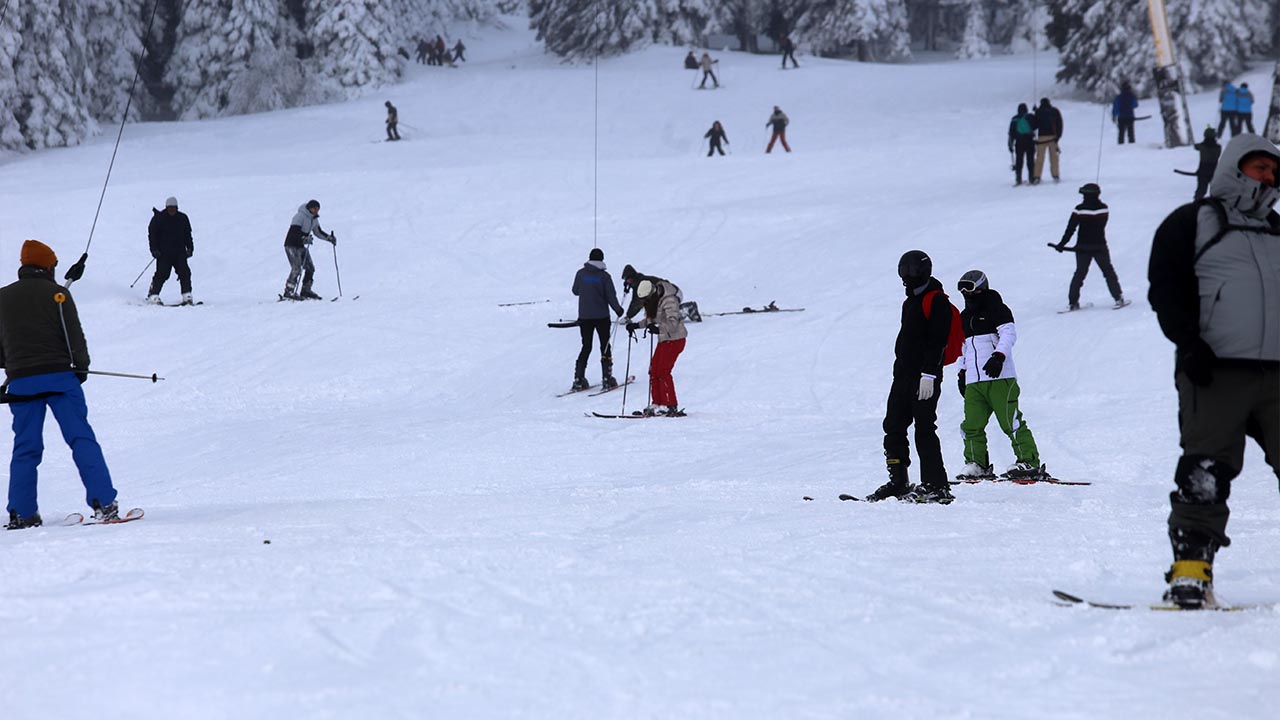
[1032, 97, 1063, 184]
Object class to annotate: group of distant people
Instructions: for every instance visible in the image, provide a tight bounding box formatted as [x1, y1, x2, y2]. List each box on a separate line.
[1216, 82, 1256, 138]
[415, 35, 465, 66]
[1006, 97, 1063, 185]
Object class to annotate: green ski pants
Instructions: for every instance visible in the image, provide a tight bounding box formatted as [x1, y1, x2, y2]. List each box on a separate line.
[961, 378, 1040, 466]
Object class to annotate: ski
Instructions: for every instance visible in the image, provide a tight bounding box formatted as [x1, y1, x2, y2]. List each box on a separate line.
[589, 409, 686, 419]
[1173, 169, 1198, 176]
[556, 385, 594, 398]
[1051, 589, 1267, 612]
[1057, 302, 1095, 314]
[62, 507, 145, 526]
[587, 376, 636, 396]
[838, 494, 862, 502]
[801, 494, 863, 501]
[951, 476, 1091, 486]
[499, 299, 550, 307]
[1113, 299, 1131, 310]
[331, 295, 360, 302]
[547, 321, 580, 328]
[704, 301, 805, 317]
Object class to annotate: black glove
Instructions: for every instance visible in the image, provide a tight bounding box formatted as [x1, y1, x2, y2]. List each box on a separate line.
[1178, 339, 1217, 387]
[328, 232, 338, 246]
[151, 250, 160, 260]
[1053, 244, 1065, 253]
[957, 369, 966, 397]
[76, 371, 87, 384]
[64, 253, 88, 283]
[626, 321, 640, 333]
[185, 246, 193, 258]
[982, 352, 1005, 378]
[646, 323, 659, 335]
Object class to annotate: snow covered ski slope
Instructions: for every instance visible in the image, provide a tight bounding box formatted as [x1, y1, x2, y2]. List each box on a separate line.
[0, 22, 1277, 720]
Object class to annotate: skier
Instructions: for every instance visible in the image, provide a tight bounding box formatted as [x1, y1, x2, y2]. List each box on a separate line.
[1112, 83, 1139, 145]
[1052, 183, 1126, 310]
[625, 278, 687, 417]
[282, 200, 336, 301]
[1147, 133, 1280, 609]
[453, 39, 466, 63]
[1236, 82, 1255, 134]
[684, 51, 698, 70]
[1032, 97, 1063, 184]
[145, 196, 195, 306]
[1217, 82, 1239, 139]
[1007, 103, 1036, 185]
[415, 38, 429, 64]
[384, 101, 400, 141]
[779, 34, 798, 69]
[766, 106, 790, 153]
[618, 264, 676, 323]
[1, 240, 121, 529]
[698, 52, 719, 89]
[570, 248, 625, 392]
[953, 270, 1047, 482]
[1192, 127, 1221, 201]
[866, 250, 955, 504]
[704, 120, 729, 157]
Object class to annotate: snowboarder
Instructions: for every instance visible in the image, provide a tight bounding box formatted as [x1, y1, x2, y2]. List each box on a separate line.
[1007, 103, 1036, 185]
[953, 270, 1047, 482]
[866, 250, 955, 504]
[1217, 82, 1240, 139]
[779, 34, 798, 69]
[453, 39, 466, 63]
[1052, 183, 1126, 310]
[626, 278, 687, 417]
[146, 196, 195, 306]
[698, 52, 719, 89]
[1236, 82, 1255, 134]
[684, 51, 698, 70]
[385, 101, 400, 141]
[1032, 97, 1063, 184]
[1, 240, 121, 530]
[766, 106, 790, 153]
[1112, 83, 1139, 145]
[570, 248, 625, 392]
[1192, 127, 1221, 201]
[1147, 133, 1280, 609]
[282, 200, 336, 301]
[704, 120, 729, 157]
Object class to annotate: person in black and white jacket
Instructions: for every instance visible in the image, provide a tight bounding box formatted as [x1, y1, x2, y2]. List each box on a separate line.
[953, 270, 1046, 482]
[1053, 182, 1126, 310]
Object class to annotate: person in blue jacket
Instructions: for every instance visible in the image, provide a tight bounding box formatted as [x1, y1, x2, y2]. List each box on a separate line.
[1112, 83, 1138, 144]
[1217, 83, 1240, 139]
[570, 248, 625, 392]
[1236, 82, 1255, 134]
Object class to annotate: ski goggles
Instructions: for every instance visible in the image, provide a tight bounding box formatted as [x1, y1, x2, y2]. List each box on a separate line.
[957, 271, 988, 294]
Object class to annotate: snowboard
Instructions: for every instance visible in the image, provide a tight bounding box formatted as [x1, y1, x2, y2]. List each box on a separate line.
[1057, 302, 1095, 314]
[1051, 589, 1268, 612]
[63, 507, 145, 526]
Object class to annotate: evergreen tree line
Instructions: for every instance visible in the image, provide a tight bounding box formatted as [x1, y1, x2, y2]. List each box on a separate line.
[0, 0, 500, 151]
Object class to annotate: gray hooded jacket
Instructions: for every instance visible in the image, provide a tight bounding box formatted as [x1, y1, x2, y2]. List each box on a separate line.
[284, 204, 332, 247]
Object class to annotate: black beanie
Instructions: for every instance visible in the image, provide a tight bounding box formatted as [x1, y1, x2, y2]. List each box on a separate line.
[621, 264, 636, 280]
[589, 248, 604, 261]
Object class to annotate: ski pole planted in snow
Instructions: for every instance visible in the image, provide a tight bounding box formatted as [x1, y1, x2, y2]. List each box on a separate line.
[129, 258, 155, 289]
[330, 233, 343, 298]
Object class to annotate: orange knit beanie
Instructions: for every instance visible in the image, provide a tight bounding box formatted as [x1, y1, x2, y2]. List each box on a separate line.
[20, 239, 57, 269]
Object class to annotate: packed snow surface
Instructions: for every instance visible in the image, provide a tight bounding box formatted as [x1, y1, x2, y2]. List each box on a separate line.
[0, 22, 1277, 720]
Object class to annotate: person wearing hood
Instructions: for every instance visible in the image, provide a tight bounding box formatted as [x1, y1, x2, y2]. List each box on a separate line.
[282, 199, 336, 301]
[684, 51, 698, 70]
[1148, 133, 1280, 609]
[865, 250, 955, 504]
[1053, 183, 1126, 310]
[953, 271, 1046, 483]
[704, 120, 729, 157]
[570, 248, 625, 392]
[619, 264, 678, 323]
[1192, 127, 1221, 200]
[1007, 103, 1036, 186]
[0, 240, 121, 530]
[146, 195, 195, 306]
[1032, 97, 1063, 184]
[1216, 82, 1240, 139]
[625, 277, 687, 417]
[1112, 83, 1139, 144]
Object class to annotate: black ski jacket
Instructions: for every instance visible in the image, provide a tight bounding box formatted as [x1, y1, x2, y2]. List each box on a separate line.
[704, 126, 728, 145]
[148, 208, 193, 259]
[572, 262, 624, 320]
[1034, 104, 1063, 139]
[0, 266, 89, 380]
[1059, 196, 1109, 248]
[1194, 139, 1221, 177]
[1008, 112, 1035, 149]
[894, 277, 953, 379]
[960, 289, 1014, 338]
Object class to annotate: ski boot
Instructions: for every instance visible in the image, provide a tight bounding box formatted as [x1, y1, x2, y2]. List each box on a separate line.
[5, 510, 42, 530]
[145, 294, 163, 305]
[92, 501, 119, 522]
[1163, 560, 1215, 609]
[571, 377, 589, 392]
[180, 292, 195, 306]
[867, 459, 912, 502]
[1003, 461, 1050, 481]
[1067, 302, 1080, 311]
[905, 483, 954, 505]
[661, 405, 686, 417]
[299, 289, 323, 301]
[1113, 296, 1129, 309]
[281, 290, 301, 301]
[956, 462, 995, 482]
[601, 375, 619, 391]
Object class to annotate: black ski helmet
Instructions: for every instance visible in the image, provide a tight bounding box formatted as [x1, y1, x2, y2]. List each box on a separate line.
[1078, 183, 1101, 196]
[898, 250, 932, 284]
[957, 269, 988, 294]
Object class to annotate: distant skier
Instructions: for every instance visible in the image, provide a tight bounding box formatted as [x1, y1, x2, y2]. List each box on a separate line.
[282, 199, 336, 301]
[415, 38, 429, 64]
[779, 34, 798, 69]
[570, 248, 625, 392]
[953, 270, 1047, 482]
[626, 278, 688, 417]
[384, 101, 400, 141]
[1217, 82, 1240, 139]
[1147, 133, 1280, 609]
[145, 196, 195, 306]
[453, 39, 466, 63]
[1052, 183, 1126, 310]
[866, 250, 955, 504]
[684, 51, 698, 70]
[1032, 97, 1063, 184]
[1112, 83, 1139, 144]
[1007, 102, 1036, 185]
[1, 240, 122, 529]
[766, 106, 790, 153]
[698, 52, 719, 89]
[1192, 127, 1221, 200]
[1236, 82, 1255, 134]
[704, 120, 729, 157]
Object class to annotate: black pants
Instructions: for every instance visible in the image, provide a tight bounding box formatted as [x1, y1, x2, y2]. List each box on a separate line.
[883, 374, 946, 488]
[707, 140, 724, 156]
[1117, 118, 1135, 144]
[387, 122, 400, 140]
[1012, 138, 1033, 182]
[1194, 174, 1211, 201]
[782, 50, 797, 68]
[1217, 111, 1240, 138]
[575, 318, 613, 380]
[149, 255, 192, 295]
[1068, 246, 1123, 305]
[700, 70, 718, 88]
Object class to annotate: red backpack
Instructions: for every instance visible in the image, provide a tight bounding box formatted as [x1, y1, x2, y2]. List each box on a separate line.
[922, 290, 964, 366]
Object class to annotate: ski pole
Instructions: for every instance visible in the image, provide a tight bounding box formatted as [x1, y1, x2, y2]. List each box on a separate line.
[647, 332, 654, 411]
[129, 258, 155, 289]
[86, 369, 164, 382]
[331, 241, 343, 297]
[620, 325, 634, 415]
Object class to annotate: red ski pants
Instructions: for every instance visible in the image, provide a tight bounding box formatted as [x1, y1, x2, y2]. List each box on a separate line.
[649, 337, 686, 407]
[767, 130, 790, 153]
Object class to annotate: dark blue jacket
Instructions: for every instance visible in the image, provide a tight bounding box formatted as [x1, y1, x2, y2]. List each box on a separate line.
[572, 262, 624, 320]
[1112, 89, 1138, 120]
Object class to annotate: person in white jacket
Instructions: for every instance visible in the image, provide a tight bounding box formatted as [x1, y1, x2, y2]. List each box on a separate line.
[954, 270, 1047, 481]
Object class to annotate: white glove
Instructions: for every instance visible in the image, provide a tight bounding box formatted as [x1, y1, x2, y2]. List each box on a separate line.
[917, 375, 935, 401]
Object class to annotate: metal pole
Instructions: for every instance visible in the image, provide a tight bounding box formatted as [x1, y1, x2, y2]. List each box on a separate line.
[331, 242, 343, 297]
[130, 258, 156, 289]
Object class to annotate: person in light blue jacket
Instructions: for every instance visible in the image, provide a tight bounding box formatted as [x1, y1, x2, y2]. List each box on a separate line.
[1217, 83, 1239, 138]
